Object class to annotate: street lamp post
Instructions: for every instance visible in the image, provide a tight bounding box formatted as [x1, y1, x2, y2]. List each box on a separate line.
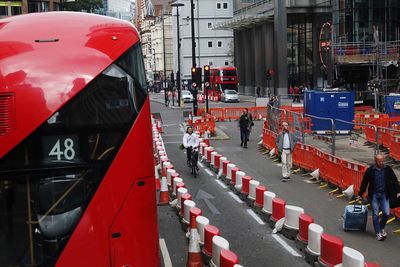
[162, 14, 168, 106]
[190, 0, 198, 115]
[171, 2, 184, 107]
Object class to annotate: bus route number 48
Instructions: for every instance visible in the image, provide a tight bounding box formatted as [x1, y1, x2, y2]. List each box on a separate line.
[49, 138, 76, 160]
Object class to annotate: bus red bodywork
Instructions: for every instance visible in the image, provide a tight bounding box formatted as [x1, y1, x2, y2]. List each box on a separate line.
[0, 12, 159, 267]
[209, 66, 238, 100]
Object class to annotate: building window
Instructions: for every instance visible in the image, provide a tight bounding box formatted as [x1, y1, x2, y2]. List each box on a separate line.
[223, 3, 228, 9]
[224, 60, 229, 66]
[208, 22, 212, 29]
[216, 3, 221, 9]
[28, 1, 49, 12]
[53, 2, 60, 11]
[218, 41, 222, 47]
[193, 3, 195, 9]
[11, 6, 22, 15]
[209, 60, 214, 66]
[0, 6, 8, 16]
[208, 41, 213, 48]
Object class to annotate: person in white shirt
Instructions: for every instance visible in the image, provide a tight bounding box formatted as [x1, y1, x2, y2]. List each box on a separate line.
[183, 126, 200, 165]
[276, 122, 296, 181]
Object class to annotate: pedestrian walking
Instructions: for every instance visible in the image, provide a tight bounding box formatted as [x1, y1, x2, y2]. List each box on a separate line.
[276, 122, 296, 181]
[293, 85, 300, 103]
[256, 86, 261, 97]
[239, 109, 251, 148]
[357, 154, 400, 241]
[245, 108, 254, 141]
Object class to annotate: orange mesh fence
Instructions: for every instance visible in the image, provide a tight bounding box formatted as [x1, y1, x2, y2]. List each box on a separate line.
[354, 114, 388, 129]
[322, 154, 343, 186]
[314, 149, 326, 180]
[224, 108, 243, 120]
[341, 160, 367, 196]
[262, 129, 278, 152]
[293, 143, 317, 171]
[389, 135, 400, 161]
[209, 108, 225, 121]
[364, 124, 377, 143]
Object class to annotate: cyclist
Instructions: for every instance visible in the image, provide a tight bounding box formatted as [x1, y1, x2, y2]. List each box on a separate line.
[183, 126, 200, 169]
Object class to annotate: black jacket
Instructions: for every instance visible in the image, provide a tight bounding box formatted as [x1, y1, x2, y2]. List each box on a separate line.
[239, 114, 251, 129]
[358, 165, 400, 201]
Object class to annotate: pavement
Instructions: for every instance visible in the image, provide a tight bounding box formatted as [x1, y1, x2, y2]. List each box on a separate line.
[152, 95, 400, 267]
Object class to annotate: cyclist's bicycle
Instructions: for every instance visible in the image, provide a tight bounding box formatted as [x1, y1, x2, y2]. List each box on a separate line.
[188, 146, 199, 178]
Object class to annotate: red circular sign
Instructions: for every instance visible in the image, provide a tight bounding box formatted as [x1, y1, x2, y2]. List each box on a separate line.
[205, 82, 210, 87]
[192, 82, 197, 88]
[269, 68, 275, 76]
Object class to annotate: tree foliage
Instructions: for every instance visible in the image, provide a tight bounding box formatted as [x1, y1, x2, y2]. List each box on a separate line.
[61, 0, 103, 12]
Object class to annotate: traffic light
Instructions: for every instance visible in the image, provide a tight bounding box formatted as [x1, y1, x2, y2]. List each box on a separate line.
[203, 65, 210, 86]
[266, 69, 271, 80]
[191, 67, 202, 89]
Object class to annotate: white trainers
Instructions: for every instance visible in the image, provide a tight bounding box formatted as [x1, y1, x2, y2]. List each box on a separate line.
[376, 233, 384, 241]
[381, 229, 387, 238]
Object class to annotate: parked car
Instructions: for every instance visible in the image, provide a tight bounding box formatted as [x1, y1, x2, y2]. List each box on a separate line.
[221, 90, 240, 103]
[181, 90, 194, 102]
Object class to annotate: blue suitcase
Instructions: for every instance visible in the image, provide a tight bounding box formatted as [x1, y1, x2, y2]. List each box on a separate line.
[343, 205, 368, 231]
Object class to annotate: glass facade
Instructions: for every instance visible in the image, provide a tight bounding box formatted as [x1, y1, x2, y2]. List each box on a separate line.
[333, 0, 400, 43]
[28, 1, 49, 12]
[287, 14, 313, 88]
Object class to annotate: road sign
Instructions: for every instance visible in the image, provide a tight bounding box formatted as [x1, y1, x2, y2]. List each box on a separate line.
[205, 82, 210, 87]
[192, 82, 197, 88]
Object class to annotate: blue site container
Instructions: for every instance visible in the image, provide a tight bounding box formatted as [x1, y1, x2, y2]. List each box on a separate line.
[384, 95, 400, 117]
[304, 90, 355, 133]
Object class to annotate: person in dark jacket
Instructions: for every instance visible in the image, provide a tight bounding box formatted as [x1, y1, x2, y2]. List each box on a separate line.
[358, 154, 400, 241]
[239, 109, 251, 148]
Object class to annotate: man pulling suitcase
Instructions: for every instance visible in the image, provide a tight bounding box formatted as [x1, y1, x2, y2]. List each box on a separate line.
[357, 154, 400, 241]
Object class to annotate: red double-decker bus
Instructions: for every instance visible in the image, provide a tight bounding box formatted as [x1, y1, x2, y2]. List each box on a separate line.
[209, 66, 238, 100]
[0, 12, 159, 267]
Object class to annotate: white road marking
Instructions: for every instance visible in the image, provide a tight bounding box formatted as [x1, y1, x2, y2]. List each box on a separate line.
[159, 238, 173, 267]
[228, 192, 244, 203]
[162, 134, 185, 137]
[198, 162, 205, 168]
[215, 179, 227, 188]
[205, 169, 215, 177]
[163, 141, 184, 144]
[179, 123, 185, 133]
[247, 209, 265, 225]
[275, 163, 282, 167]
[271, 234, 302, 257]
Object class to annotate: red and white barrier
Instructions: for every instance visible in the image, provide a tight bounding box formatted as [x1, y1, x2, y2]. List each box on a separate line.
[210, 236, 229, 267]
[183, 200, 196, 225]
[196, 216, 210, 245]
[307, 223, 324, 255]
[203, 225, 220, 259]
[226, 163, 236, 182]
[172, 177, 183, 197]
[284, 205, 304, 230]
[211, 151, 218, 168]
[234, 171, 245, 191]
[271, 198, 286, 223]
[318, 233, 343, 266]
[248, 180, 260, 201]
[176, 187, 188, 210]
[335, 247, 364, 267]
[220, 249, 239, 267]
[180, 193, 192, 218]
[167, 168, 176, 187]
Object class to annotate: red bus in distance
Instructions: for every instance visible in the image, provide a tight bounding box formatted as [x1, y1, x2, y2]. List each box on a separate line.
[209, 66, 238, 100]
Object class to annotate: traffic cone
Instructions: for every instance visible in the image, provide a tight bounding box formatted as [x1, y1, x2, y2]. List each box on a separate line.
[158, 177, 169, 206]
[186, 219, 204, 267]
[310, 169, 319, 181]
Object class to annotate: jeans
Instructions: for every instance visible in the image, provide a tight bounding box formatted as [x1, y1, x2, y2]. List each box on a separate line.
[371, 192, 390, 234]
[240, 128, 248, 147]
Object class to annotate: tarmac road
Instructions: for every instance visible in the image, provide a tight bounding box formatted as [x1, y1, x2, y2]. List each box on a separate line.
[152, 96, 400, 267]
